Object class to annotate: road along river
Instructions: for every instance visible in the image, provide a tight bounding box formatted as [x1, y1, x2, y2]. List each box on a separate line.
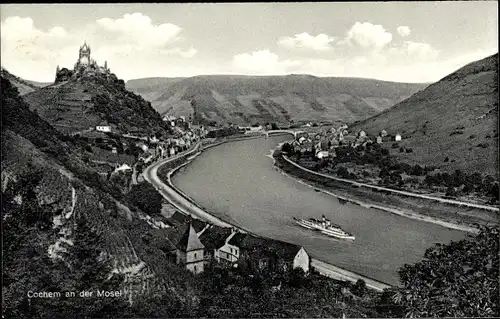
[171, 136, 468, 286]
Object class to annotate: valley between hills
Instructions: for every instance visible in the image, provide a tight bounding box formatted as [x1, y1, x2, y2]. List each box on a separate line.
[2, 46, 498, 318]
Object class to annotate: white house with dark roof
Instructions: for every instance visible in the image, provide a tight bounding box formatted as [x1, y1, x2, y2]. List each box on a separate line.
[357, 130, 367, 138]
[114, 163, 132, 172]
[199, 225, 234, 265]
[232, 233, 310, 274]
[96, 122, 111, 132]
[316, 151, 329, 159]
[217, 230, 242, 266]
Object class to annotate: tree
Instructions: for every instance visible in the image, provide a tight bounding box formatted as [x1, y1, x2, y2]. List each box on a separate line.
[127, 181, 163, 216]
[445, 186, 457, 197]
[452, 169, 465, 187]
[288, 268, 308, 288]
[351, 279, 366, 297]
[337, 167, 350, 179]
[388, 226, 499, 318]
[411, 164, 424, 176]
[281, 143, 293, 153]
[489, 182, 499, 203]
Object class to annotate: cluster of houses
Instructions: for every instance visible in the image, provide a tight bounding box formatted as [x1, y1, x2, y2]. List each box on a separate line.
[162, 114, 195, 130]
[146, 212, 310, 276]
[135, 131, 200, 164]
[289, 124, 403, 159]
[84, 117, 203, 179]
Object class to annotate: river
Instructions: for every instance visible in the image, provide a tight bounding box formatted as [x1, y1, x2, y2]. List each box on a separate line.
[172, 136, 468, 286]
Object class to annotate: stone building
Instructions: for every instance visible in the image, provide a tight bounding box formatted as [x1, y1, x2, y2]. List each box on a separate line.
[175, 223, 205, 274]
[149, 222, 206, 274]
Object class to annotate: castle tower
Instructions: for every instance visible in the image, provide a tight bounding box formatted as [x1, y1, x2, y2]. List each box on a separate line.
[78, 41, 91, 66]
[56, 65, 60, 73]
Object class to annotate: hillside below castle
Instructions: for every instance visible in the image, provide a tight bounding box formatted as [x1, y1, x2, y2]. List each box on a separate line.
[23, 43, 170, 138]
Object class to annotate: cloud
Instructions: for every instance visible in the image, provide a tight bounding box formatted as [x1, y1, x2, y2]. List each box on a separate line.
[278, 32, 335, 51]
[232, 50, 300, 75]
[405, 41, 440, 60]
[344, 22, 392, 50]
[0, 16, 75, 81]
[1, 16, 69, 48]
[96, 13, 182, 48]
[389, 41, 440, 61]
[230, 46, 496, 83]
[1, 13, 197, 81]
[397, 26, 411, 37]
[160, 47, 198, 58]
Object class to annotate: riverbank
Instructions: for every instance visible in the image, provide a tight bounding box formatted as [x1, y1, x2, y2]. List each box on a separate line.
[273, 150, 498, 233]
[146, 137, 393, 291]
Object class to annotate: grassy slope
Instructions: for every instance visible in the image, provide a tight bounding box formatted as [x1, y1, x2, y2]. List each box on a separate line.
[350, 54, 499, 176]
[23, 74, 170, 136]
[1, 76, 194, 311]
[0, 68, 50, 95]
[126, 75, 428, 125]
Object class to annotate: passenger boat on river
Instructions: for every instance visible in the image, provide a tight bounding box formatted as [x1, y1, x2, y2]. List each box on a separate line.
[293, 215, 355, 240]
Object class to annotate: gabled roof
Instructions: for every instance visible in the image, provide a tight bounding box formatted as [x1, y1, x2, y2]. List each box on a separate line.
[227, 232, 247, 247]
[171, 211, 190, 224]
[97, 121, 110, 126]
[163, 223, 189, 246]
[177, 223, 205, 252]
[199, 225, 233, 251]
[191, 218, 208, 233]
[230, 233, 305, 261]
[148, 229, 178, 253]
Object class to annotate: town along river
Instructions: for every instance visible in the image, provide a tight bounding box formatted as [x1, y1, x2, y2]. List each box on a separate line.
[171, 135, 467, 286]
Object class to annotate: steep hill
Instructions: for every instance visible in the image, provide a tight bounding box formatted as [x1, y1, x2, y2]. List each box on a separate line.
[350, 53, 499, 175]
[126, 75, 428, 125]
[0, 68, 50, 95]
[23, 72, 171, 136]
[2, 76, 197, 316]
[126, 77, 185, 102]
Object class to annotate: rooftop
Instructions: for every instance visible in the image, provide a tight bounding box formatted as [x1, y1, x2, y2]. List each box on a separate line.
[147, 228, 178, 253]
[199, 225, 233, 251]
[229, 233, 304, 261]
[177, 223, 205, 252]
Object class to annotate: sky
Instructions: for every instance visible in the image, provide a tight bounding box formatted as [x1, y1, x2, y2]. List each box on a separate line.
[1, 2, 498, 83]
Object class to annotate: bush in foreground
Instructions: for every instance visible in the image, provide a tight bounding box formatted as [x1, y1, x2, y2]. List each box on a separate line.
[380, 226, 499, 318]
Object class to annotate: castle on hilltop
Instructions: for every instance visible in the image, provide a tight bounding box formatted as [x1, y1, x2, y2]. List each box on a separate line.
[55, 42, 111, 82]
